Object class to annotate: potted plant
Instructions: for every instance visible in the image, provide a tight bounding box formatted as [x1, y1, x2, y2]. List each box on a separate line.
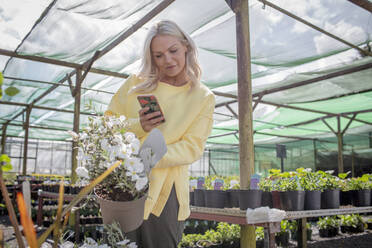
[318, 170, 340, 209]
[70, 115, 163, 233]
[224, 177, 240, 208]
[256, 226, 265, 248]
[317, 216, 339, 237]
[204, 176, 227, 209]
[298, 168, 322, 210]
[338, 172, 353, 206]
[275, 220, 290, 247]
[348, 175, 371, 207]
[339, 214, 365, 233]
[258, 177, 273, 208]
[366, 218, 372, 230]
[276, 171, 305, 211]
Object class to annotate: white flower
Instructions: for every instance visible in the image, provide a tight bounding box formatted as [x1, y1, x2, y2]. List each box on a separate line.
[116, 239, 130, 245]
[129, 139, 140, 155]
[127, 242, 138, 248]
[136, 176, 148, 191]
[67, 130, 79, 140]
[325, 170, 334, 175]
[40, 242, 53, 248]
[100, 138, 109, 150]
[113, 134, 123, 144]
[59, 241, 74, 248]
[76, 167, 89, 179]
[124, 132, 136, 143]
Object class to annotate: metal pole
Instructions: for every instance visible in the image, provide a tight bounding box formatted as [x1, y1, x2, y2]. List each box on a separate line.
[71, 70, 82, 183]
[22, 106, 31, 175]
[228, 0, 256, 246]
[337, 117, 344, 173]
[351, 149, 355, 177]
[1, 125, 7, 154]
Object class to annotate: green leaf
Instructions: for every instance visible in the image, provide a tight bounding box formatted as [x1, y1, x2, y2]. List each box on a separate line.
[0, 154, 12, 172]
[5, 86, 20, 96]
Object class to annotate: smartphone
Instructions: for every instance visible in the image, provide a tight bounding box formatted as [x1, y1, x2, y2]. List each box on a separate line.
[137, 95, 165, 123]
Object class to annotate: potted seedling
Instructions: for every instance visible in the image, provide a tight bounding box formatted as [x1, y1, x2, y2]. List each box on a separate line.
[204, 176, 227, 209]
[224, 177, 240, 208]
[317, 216, 339, 237]
[256, 226, 265, 248]
[288, 220, 312, 241]
[298, 168, 322, 210]
[348, 174, 371, 207]
[318, 170, 340, 209]
[277, 171, 305, 211]
[275, 220, 290, 247]
[339, 214, 365, 233]
[258, 177, 273, 208]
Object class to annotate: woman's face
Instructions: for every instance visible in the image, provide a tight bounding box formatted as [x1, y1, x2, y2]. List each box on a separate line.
[151, 34, 187, 81]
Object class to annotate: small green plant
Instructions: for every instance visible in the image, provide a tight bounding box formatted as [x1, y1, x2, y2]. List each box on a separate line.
[339, 214, 364, 228]
[318, 170, 340, 190]
[256, 226, 264, 241]
[279, 220, 291, 234]
[258, 177, 273, 192]
[297, 168, 323, 191]
[317, 216, 340, 230]
[348, 175, 371, 190]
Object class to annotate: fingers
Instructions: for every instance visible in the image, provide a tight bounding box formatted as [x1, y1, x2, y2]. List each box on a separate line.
[139, 108, 164, 132]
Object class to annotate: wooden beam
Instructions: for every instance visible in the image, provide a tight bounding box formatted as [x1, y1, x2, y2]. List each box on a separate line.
[258, 0, 372, 56]
[341, 114, 357, 135]
[348, 0, 372, 12]
[0, 100, 96, 116]
[1, 125, 7, 154]
[253, 62, 372, 98]
[230, 0, 256, 247]
[0, 48, 128, 79]
[71, 70, 82, 184]
[337, 116, 344, 173]
[4, 76, 114, 95]
[22, 106, 31, 175]
[226, 104, 238, 119]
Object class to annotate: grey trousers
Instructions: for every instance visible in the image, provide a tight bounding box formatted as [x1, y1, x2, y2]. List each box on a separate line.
[127, 186, 185, 248]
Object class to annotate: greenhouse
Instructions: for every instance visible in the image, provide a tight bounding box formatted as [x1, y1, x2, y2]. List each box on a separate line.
[0, 0, 372, 247]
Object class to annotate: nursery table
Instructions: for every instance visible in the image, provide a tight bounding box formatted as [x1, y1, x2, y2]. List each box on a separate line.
[36, 190, 81, 241]
[190, 206, 372, 248]
[190, 206, 281, 248]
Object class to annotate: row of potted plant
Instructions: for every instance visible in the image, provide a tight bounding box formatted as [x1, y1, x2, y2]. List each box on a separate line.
[190, 170, 372, 211]
[317, 214, 372, 237]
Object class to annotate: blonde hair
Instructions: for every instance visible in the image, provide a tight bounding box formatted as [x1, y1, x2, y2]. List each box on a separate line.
[131, 20, 201, 93]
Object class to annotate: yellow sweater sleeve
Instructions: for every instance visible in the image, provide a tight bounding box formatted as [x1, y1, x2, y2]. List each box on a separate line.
[154, 94, 215, 169]
[105, 75, 147, 139]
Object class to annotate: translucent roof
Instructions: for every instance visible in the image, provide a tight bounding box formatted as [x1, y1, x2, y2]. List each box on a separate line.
[0, 0, 371, 147]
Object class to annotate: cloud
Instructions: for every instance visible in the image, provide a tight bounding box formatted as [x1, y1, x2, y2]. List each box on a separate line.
[314, 20, 366, 54]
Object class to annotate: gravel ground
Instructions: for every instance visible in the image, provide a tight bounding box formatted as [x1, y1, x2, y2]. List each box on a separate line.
[2, 216, 372, 248]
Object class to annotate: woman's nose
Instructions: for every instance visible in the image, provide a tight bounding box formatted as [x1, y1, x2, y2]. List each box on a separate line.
[164, 53, 172, 63]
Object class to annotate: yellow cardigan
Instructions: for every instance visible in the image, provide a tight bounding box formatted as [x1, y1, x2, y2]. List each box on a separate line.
[106, 75, 215, 220]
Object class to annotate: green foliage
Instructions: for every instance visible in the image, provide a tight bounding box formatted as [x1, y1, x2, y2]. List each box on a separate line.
[0, 154, 12, 172]
[4, 86, 20, 96]
[339, 214, 364, 228]
[258, 177, 273, 192]
[348, 175, 371, 190]
[256, 226, 264, 241]
[297, 168, 323, 191]
[317, 170, 341, 190]
[317, 216, 340, 230]
[279, 220, 291, 234]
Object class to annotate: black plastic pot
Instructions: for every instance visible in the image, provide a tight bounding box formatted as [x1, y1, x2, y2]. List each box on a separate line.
[226, 189, 240, 208]
[341, 223, 364, 233]
[319, 227, 338, 237]
[239, 189, 262, 210]
[271, 191, 282, 209]
[204, 190, 227, 208]
[340, 190, 353, 206]
[280, 190, 305, 211]
[261, 191, 273, 208]
[194, 189, 205, 207]
[352, 189, 371, 207]
[305, 190, 321, 210]
[256, 239, 264, 248]
[275, 232, 289, 247]
[291, 229, 312, 241]
[321, 189, 340, 209]
[367, 222, 372, 230]
[189, 191, 195, 206]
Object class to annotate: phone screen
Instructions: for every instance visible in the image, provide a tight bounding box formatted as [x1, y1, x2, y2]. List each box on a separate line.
[137, 95, 165, 122]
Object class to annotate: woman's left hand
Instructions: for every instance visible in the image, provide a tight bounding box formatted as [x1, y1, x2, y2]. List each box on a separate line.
[139, 107, 165, 132]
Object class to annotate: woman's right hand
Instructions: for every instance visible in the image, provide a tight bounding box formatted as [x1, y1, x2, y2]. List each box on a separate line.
[139, 107, 165, 132]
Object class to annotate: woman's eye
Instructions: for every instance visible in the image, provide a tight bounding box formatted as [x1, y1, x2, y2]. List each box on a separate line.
[170, 49, 177, 53]
[155, 54, 162, 58]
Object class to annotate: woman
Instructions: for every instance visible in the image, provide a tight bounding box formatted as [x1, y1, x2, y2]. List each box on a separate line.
[106, 20, 215, 248]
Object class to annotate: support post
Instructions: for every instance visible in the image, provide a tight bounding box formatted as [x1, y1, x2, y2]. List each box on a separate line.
[351, 149, 355, 178]
[337, 117, 344, 173]
[1, 125, 7, 154]
[297, 218, 307, 248]
[22, 106, 31, 175]
[226, 0, 256, 247]
[71, 70, 82, 183]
